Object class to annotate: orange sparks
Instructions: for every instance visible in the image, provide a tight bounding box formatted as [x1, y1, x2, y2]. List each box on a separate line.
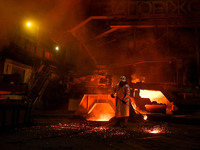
[142, 125, 169, 134]
[149, 129, 161, 134]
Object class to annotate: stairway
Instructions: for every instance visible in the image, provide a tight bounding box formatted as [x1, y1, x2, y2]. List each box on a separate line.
[26, 62, 55, 109]
[0, 62, 55, 127]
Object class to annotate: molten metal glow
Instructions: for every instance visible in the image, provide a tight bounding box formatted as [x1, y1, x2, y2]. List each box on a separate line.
[140, 89, 173, 114]
[79, 95, 116, 122]
[87, 103, 115, 121]
[87, 114, 113, 122]
[140, 90, 167, 104]
[132, 78, 140, 83]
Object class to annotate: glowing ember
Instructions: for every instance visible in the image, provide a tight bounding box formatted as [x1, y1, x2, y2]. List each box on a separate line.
[149, 129, 161, 134]
[87, 114, 114, 122]
[91, 126, 108, 132]
[131, 75, 145, 83]
[142, 125, 169, 134]
[143, 115, 148, 120]
[140, 90, 167, 104]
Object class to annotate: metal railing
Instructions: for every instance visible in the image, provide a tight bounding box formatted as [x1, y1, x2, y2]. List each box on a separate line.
[26, 62, 54, 108]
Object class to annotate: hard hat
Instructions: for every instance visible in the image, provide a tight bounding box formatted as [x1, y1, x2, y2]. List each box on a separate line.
[120, 76, 126, 82]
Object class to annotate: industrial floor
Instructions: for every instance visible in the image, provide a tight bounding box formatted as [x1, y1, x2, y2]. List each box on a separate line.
[0, 110, 200, 150]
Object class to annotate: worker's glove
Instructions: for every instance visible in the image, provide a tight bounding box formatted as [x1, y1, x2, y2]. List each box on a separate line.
[111, 94, 115, 98]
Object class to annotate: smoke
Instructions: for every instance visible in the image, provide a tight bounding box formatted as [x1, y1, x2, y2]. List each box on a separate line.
[0, 0, 197, 84]
[0, 0, 84, 50]
[0, 0, 93, 76]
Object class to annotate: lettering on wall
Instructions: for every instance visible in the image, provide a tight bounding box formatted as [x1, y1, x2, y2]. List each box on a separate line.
[103, 0, 200, 16]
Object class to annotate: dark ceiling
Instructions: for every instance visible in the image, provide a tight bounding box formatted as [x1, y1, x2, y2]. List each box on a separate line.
[0, 0, 200, 71]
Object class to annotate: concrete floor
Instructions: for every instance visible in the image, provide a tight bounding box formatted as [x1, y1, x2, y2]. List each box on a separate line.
[0, 110, 200, 150]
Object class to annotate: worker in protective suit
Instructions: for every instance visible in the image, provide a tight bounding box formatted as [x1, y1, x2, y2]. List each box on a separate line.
[111, 76, 130, 127]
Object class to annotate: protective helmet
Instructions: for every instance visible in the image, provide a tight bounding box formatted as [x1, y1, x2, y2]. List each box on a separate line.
[120, 76, 126, 82]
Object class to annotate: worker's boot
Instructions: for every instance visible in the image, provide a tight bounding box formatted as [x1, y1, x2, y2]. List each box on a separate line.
[113, 118, 121, 127]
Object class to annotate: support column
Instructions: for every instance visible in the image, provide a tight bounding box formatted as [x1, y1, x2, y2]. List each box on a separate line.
[133, 27, 136, 55]
[195, 27, 200, 85]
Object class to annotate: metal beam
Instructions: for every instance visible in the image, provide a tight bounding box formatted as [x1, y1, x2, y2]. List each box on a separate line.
[94, 27, 119, 40]
[69, 16, 112, 33]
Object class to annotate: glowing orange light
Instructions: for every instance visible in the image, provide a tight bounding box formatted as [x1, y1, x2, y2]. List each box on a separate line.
[87, 114, 113, 122]
[87, 103, 115, 121]
[26, 22, 32, 27]
[140, 90, 166, 103]
[149, 129, 160, 134]
[24, 20, 39, 35]
[55, 46, 59, 51]
[143, 125, 168, 134]
[143, 115, 148, 120]
[139, 90, 173, 114]
[78, 94, 116, 122]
